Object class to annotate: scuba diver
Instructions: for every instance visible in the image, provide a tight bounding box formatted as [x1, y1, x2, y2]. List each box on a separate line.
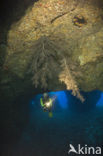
[40, 93, 53, 117]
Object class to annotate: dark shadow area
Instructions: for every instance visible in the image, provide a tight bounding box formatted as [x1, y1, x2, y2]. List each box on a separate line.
[0, 73, 44, 156]
[0, 0, 38, 22]
[0, 0, 38, 154]
[0, 96, 30, 156]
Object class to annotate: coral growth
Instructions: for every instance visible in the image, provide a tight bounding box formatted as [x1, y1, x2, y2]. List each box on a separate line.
[28, 36, 84, 101]
[59, 58, 84, 102]
[28, 36, 59, 89]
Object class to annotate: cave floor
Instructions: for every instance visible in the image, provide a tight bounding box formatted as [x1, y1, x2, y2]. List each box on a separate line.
[2, 105, 103, 156]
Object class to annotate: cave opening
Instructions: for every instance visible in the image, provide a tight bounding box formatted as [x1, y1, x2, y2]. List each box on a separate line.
[30, 90, 102, 114]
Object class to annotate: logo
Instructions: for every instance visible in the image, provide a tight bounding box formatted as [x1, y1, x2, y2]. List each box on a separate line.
[68, 144, 102, 155]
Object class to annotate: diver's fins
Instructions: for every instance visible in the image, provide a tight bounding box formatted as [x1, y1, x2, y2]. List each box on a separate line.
[48, 112, 53, 118]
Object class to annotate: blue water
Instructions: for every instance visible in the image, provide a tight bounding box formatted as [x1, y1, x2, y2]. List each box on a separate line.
[2, 90, 103, 156]
[96, 92, 103, 107]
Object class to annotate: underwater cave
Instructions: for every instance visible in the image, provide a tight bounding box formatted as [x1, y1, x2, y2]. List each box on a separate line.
[0, 0, 103, 156]
[1, 90, 103, 156]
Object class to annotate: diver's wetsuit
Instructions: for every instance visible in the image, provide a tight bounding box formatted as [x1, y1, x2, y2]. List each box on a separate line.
[40, 96, 52, 112]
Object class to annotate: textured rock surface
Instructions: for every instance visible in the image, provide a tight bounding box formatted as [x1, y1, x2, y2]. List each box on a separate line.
[0, 0, 103, 100]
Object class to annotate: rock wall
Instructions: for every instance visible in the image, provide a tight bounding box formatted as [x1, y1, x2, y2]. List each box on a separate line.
[0, 0, 103, 101]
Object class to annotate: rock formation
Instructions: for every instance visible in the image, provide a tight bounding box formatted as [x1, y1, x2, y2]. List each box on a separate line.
[0, 0, 103, 101]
